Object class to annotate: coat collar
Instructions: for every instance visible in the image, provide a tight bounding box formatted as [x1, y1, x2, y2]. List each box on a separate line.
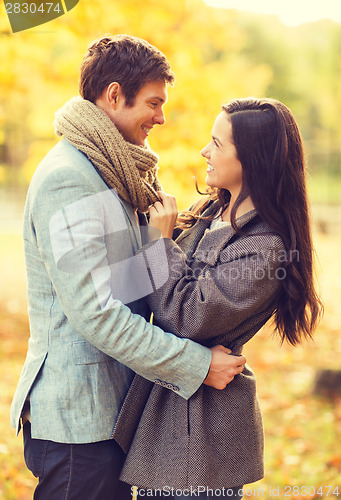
[176, 200, 258, 265]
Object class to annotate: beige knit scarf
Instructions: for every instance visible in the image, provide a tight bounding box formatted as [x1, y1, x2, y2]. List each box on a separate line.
[54, 96, 162, 212]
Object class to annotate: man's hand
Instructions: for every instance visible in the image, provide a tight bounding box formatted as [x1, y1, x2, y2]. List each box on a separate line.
[204, 345, 246, 389]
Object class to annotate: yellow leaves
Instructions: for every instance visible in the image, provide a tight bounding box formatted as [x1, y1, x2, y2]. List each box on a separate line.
[0, 461, 35, 499]
[284, 426, 303, 439]
[328, 454, 341, 471]
[0, 165, 6, 184]
[22, 139, 56, 183]
[1, 0, 303, 202]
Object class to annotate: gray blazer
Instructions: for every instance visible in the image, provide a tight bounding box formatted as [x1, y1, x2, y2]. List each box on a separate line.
[113, 203, 285, 489]
[10, 138, 212, 444]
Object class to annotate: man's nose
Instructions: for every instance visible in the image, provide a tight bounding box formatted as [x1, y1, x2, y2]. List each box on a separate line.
[154, 108, 165, 125]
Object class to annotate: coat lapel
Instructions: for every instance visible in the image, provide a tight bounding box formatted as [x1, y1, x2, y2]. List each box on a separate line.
[176, 201, 258, 264]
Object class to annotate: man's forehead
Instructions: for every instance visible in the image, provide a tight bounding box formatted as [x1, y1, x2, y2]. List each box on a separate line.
[139, 81, 168, 102]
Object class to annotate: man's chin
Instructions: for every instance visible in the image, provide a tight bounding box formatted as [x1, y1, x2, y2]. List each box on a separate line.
[128, 137, 146, 147]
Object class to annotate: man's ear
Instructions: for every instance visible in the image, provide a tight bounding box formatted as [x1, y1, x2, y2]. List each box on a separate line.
[107, 82, 122, 109]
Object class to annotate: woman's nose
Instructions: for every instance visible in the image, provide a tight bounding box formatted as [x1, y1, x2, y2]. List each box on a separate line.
[201, 144, 209, 158]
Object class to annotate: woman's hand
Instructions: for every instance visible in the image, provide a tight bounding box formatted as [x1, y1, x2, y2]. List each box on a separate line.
[148, 191, 178, 239]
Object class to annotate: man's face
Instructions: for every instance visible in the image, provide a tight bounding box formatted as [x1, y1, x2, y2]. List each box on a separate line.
[113, 81, 168, 146]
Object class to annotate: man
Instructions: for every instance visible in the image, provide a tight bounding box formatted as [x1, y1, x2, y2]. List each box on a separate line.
[11, 35, 245, 499]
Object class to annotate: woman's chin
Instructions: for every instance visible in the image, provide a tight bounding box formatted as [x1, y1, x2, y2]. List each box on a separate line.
[205, 176, 215, 188]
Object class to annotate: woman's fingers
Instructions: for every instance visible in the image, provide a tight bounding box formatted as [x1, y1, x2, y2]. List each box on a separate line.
[148, 192, 178, 239]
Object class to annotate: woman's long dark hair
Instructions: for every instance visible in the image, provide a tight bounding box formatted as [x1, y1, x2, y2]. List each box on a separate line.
[178, 97, 323, 345]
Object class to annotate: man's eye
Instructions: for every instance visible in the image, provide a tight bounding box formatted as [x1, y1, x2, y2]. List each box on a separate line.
[150, 102, 158, 108]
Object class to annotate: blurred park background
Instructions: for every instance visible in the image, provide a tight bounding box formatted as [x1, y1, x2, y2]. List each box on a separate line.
[0, 0, 341, 498]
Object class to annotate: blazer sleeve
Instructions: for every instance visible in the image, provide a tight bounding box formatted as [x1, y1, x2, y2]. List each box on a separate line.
[141, 234, 285, 345]
[29, 165, 211, 400]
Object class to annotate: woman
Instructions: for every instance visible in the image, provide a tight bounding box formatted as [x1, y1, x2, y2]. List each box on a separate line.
[113, 97, 323, 499]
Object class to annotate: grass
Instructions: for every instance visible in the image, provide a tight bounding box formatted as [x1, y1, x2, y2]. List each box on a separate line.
[0, 228, 340, 499]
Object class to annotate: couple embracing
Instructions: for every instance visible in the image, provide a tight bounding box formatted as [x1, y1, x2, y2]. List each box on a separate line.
[11, 34, 322, 500]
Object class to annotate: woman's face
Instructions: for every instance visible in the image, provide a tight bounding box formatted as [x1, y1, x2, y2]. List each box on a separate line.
[201, 112, 243, 197]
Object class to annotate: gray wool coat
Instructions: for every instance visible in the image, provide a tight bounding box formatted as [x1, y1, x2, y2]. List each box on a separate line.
[113, 201, 286, 490]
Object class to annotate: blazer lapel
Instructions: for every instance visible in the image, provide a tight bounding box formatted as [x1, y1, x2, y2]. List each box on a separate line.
[119, 199, 143, 250]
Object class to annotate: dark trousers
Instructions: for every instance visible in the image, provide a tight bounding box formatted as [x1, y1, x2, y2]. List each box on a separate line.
[23, 422, 132, 500]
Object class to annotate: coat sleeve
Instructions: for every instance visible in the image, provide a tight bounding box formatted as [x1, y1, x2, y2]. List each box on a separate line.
[29, 165, 212, 400]
[141, 234, 285, 345]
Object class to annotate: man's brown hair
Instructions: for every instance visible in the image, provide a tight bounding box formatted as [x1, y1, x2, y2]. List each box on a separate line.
[79, 34, 175, 106]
